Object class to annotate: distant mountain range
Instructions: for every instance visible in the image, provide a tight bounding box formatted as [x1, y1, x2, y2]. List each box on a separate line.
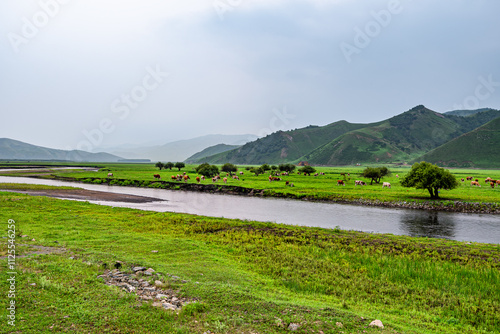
[0, 138, 123, 162]
[108, 134, 258, 162]
[196, 106, 500, 167]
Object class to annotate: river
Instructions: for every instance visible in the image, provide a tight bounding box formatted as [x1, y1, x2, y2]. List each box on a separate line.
[1, 176, 499, 244]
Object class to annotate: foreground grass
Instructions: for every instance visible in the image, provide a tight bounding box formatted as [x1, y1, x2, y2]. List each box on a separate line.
[1, 191, 499, 333]
[0, 183, 80, 191]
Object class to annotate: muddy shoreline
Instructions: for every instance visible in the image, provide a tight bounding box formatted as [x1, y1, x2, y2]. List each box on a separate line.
[0, 188, 164, 203]
[38, 175, 500, 215]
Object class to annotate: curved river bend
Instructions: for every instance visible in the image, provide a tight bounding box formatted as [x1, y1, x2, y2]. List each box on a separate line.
[1, 176, 499, 244]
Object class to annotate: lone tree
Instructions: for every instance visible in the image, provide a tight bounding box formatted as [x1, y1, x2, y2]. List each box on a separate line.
[155, 162, 164, 170]
[400, 161, 459, 199]
[362, 167, 390, 185]
[165, 162, 174, 170]
[174, 162, 185, 171]
[195, 163, 219, 177]
[221, 163, 237, 176]
[298, 165, 316, 175]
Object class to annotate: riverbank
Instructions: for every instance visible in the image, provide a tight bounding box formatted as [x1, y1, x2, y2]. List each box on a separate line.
[1, 191, 499, 333]
[51, 175, 500, 214]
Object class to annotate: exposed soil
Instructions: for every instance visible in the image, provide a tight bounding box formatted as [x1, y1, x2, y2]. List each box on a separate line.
[0, 188, 163, 203]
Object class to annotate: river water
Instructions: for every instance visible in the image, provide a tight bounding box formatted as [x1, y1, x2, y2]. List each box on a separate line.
[1, 176, 499, 244]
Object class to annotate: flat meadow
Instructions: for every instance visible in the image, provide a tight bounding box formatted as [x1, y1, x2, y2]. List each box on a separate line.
[24, 162, 500, 205]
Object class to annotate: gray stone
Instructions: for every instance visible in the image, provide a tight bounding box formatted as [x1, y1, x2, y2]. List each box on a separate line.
[133, 266, 147, 272]
[156, 294, 169, 299]
[288, 323, 300, 331]
[369, 319, 384, 328]
[162, 302, 177, 310]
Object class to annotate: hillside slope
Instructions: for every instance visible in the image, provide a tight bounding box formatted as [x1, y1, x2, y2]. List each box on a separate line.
[0, 138, 123, 162]
[417, 117, 500, 168]
[185, 144, 241, 163]
[301, 106, 500, 165]
[199, 121, 369, 164]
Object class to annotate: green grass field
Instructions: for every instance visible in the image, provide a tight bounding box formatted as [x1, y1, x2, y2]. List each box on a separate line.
[10, 162, 497, 206]
[1, 191, 499, 333]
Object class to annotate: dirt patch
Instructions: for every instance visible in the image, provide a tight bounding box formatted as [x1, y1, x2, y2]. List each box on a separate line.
[0, 244, 67, 259]
[0, 189, 164, 203]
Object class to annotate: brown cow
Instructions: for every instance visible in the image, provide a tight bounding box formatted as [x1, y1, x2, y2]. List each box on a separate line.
[471, 181, 480, 187]
[171, 175, 176, 180]
[223, 177, 227, 184]
[337, 180, 345, 186]
[485, 177, 493, 183]
[153, 174, 161, 180]
[107, 173, 113, 177]
[466, 176, 473, 181]
[183, 175, 190, 182]
[491, 182, 495, 189]
[497, 180, 500, 186]
[196, 176, 200, 183]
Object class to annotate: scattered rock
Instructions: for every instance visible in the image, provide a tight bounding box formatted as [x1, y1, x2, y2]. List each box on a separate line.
[151, 250, 158, 253]
[144, 268, 155, 276]
[288, 323, 300, 331]
[369, 319, 384, 328]
[336, 322, 343, 328]
[30, 283, 36, 286]
[97, 266, 195, 311]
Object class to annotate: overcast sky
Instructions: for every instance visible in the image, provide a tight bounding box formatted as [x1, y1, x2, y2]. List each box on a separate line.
[1, 0, 499, 151]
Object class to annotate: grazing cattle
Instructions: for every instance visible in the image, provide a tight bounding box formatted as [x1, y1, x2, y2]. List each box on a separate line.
[475, 179, 479, 183]
[485, 177, 493, 183]
[223, 177, 228, 184]
[395, 174, 399, 178]
[183, 172, 187, 176]
[471, 181, 481, 187]
[314, 173, 318, 177]
[355, 180, 366, 186]
[107, 173, 113, 177]
[285, 181, 289, 186]
[461, 178, 465, 182]
[183, 175, 190, 182]
[490, 182, 495, 189]
[466, 176, 473, 181]
[239, 171, 244, 175]
[382, 182, 391, 188]
[196, 176, 200, 183]
[153, 174, 161, 180]
[201, 175, 205, 181]
[171, 175, 176, 180]
[212, 177, 217, 183]
[497, 180, 500, 186]
[232, 175, 239, 180]
[337, 180, 345, 186]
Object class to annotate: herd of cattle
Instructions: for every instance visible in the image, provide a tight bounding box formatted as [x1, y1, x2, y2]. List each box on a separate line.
[106, 171, 498, 190]
[466, 176, 500, 188]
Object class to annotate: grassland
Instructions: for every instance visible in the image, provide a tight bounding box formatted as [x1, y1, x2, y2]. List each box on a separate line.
[1, 190, 499, 333]
[5, 162, 497, 211]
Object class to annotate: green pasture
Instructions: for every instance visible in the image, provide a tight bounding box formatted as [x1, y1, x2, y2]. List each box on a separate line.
[1, 191, 499, 333]
[15, 163, 499, 205]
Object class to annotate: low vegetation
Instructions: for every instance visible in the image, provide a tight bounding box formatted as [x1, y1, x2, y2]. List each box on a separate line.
[1, 191, 499, 333]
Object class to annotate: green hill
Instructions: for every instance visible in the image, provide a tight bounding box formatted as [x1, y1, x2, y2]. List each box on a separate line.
[302, 105, 499, 165]
[417, 117, 500, 168]
[0, 138, 124, 162]
[442, 108, 493, 117]
[199, 121, 368, 165]
[185, 144, 241, 163]
[199, 106, 500, 166]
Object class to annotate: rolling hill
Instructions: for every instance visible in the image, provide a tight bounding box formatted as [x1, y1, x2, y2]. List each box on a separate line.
[0, 138, 124, 162]
[417, 116, 500, 168]
[185, 144, 241, 163]
[199, 105, 500, 166]
[197, 121, 369, 165]
[302, 106, 500, 165]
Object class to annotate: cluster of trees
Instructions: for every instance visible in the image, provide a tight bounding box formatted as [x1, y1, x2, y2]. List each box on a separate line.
[155, 162, 185, 171]
[195, 163, 220, 177]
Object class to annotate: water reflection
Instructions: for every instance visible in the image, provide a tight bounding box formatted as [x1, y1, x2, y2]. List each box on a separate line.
[399, 211, 456, 239]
